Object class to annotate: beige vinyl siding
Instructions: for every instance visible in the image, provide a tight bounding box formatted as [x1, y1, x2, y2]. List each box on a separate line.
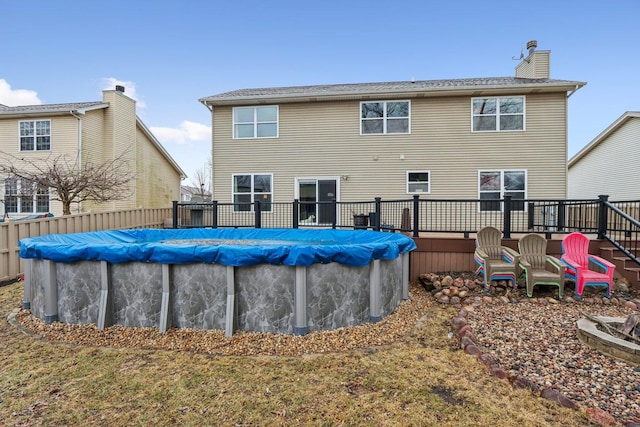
[515, 51, 550, 79]
[135, 126, 181, 207]
[0, 120, 14, 151]
[569, 117, 640, 200]
[0, 115, 77, 158]
[212, 92, 568, 203]
[112, 91, 137, 211]
[79, 109, 108, 212]
[81, 109, 106, 168]
[92, 90, 137, 212]
[47, 116, 81, 215]
[0, 115, 80, 216]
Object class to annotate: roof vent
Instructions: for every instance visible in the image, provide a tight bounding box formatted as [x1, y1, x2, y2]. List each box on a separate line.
[526, 40, 538, 55]
[115, 85, 125, 93]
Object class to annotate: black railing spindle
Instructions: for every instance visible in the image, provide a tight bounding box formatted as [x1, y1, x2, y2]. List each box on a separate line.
[254, 200, 261, 228]
[598, 195, 609, 239]
[503, 195, 512, 238]
[412, 195, 419, 237]
[293, 199, 299, 228]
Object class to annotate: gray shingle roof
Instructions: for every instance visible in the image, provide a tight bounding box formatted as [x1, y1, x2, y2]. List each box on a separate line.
[0, 101, 107, 116]
[200, 77, 586, 105]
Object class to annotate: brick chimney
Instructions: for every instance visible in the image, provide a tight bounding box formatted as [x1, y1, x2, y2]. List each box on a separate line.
[515, 40, 550, 79]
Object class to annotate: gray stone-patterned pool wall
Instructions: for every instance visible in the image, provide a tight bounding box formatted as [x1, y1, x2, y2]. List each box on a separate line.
[22, 253, 410, 336]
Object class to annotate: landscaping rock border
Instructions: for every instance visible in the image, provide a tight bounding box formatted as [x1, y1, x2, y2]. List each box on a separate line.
[422, 272, 640, 427]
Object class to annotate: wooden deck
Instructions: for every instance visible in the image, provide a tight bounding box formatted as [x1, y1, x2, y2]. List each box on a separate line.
[409, 233, 639, 290]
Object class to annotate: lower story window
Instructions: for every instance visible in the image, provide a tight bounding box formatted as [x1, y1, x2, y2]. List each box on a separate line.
[478, 170, 526, 212]
[36, 185, 50, 212]
[407, 171, 430, 194]
[4, 178, 17, 213]
[3, 178, 50, 214]
[232, 173, 272, 212]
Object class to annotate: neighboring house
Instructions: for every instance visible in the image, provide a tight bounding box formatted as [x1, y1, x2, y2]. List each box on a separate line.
[568, 111, 640, 200]
[199, 41, 585, 225]
[0, 86, 186, 217]
[181, 185, 212, 202]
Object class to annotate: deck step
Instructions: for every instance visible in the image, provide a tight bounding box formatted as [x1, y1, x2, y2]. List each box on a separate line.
[597, 247, 640, 289]
[601, 245, 640, 249]
[602, 247, 640, 254]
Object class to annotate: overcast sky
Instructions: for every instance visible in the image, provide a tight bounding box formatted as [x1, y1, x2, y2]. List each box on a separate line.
[1, 0, 639, 182]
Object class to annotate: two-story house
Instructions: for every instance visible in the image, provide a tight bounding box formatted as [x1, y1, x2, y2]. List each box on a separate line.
[0, 86, 185, 217]
[568, 111, 640, 200]
[199, 41, 585, 225]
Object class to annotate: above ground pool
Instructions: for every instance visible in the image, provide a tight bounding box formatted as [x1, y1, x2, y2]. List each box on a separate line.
[20, 228, 416, 336]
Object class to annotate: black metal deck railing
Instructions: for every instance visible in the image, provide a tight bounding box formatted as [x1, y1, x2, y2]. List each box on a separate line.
[173, 194, 640, 269]
[173, 195, 633, 237]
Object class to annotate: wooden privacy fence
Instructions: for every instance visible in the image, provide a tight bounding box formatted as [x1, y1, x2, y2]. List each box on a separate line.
[0, 207, 172, 283]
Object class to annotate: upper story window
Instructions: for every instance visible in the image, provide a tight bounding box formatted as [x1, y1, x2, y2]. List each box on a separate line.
[233, 106, 278, 139]
[232, 173, 273, 212]
[478, 170, 526, 212]
[406, 171, 430, 194]
[472, 97, 524, 132]
[361, 101, 410, 134]
[3, 177, 50, 214]
[19, 120, 51, 151]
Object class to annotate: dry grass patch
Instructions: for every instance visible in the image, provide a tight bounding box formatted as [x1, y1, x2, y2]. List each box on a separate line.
[0, 281, 595, 426]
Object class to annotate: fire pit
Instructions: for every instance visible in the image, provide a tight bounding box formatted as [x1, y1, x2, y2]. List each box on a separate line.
[576, 313, 640, 364]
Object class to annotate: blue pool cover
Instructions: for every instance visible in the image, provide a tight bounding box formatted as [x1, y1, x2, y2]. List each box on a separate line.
[19, 228, 416, 267]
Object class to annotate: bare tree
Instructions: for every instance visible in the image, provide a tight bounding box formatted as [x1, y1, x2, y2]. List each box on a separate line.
[0, 151, 135, 215]
[190, 159, 212, 200]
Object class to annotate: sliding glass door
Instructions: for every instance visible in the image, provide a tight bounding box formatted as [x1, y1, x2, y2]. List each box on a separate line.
[297, 178, 338, 225]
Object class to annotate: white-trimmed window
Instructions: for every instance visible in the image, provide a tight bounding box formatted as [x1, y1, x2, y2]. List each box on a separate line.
[406, 171, 430, 194]
[19, 120, 51, 151]
[3, 178, 18, 213]
[232, 173, 273, 212]
[361, 101, 410, 134]
[233, 106, 278, 138]
[3, 178, 50, 214]
[35, 184, 50, 212]
[472, 97, 524, 132]
[478, 170, 526, 212]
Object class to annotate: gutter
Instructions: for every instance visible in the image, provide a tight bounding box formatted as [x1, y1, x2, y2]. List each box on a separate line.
[200, 81, 587, 107]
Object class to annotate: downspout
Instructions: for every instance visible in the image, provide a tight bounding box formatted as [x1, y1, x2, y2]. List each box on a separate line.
[567, 84, 580, 99]
[200, 100, 214, 200]
[210, 106, 215, 200]
[200, 100, 213, 113]
[70, 110, 83, 213]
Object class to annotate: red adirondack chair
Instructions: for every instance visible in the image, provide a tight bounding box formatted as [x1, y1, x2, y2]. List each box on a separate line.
[561, 232, 615, 299]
